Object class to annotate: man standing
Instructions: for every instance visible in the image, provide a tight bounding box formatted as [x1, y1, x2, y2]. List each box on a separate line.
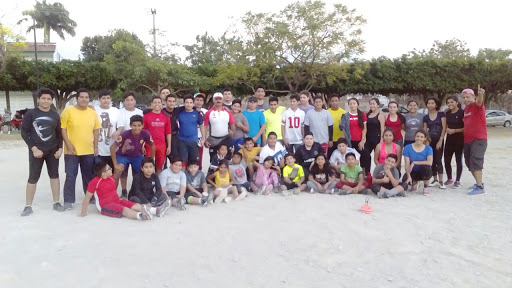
[299, 90, 315, 114]
[61, 88, 101, 210]
[243, 96, 266, 147]
[327, 94, 346, 156]
[161, 94, 180, 160]
[20, 88, 65, 216]
[282, 94, 305, 153]
[177, 95, 205, 168]
[222, 88, 234, 110]
[95, 89, 119, 168]
[304, 96, 334, 154]
[263, 97, 286, 145]
[462, 86, 487, 195]
[204, 92, 235, 159]
[254, 85, 269, 112]
[143, 96, 171, 175]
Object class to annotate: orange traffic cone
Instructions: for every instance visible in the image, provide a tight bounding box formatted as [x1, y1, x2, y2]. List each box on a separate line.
[359, 197, 373, 214]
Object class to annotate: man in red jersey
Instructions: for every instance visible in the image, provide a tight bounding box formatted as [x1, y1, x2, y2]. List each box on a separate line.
[143, 96, 171, 175]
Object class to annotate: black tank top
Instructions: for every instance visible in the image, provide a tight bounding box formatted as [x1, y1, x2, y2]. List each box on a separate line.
[366, 112, 381, 141]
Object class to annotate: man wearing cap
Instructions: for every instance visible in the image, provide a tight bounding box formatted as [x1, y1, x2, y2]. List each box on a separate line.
[461, 86, 487, 195]
[243, 96, 267, 146]
[203, 92, 235, 159]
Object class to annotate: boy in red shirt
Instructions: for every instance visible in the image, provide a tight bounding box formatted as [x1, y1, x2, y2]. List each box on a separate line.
[143, 96, 171, 175]
[80, 161, 171, 220]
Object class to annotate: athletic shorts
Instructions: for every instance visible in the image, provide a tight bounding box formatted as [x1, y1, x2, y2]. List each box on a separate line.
[184, 190, 203, 204]
[282, 181, 299, 190]
[147, 144, 167, 171]
[99, 199, 136, 218]
[166, 191, 180, 200]
[464, 139, 487, 171]
[116, 155, 143, 176]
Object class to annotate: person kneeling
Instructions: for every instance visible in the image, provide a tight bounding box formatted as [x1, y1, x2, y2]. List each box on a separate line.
[280, 154, 307, 195]
[371, 154, 407, 199]
[185, 160, 213, 206]
[80, 161, 164, 221]
[336, 153, 371, 195]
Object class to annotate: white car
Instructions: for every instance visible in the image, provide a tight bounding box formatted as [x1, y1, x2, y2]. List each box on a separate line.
[486, 110, 512, 127]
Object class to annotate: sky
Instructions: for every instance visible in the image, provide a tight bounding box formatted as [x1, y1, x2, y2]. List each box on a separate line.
[2, 0, 511, 61]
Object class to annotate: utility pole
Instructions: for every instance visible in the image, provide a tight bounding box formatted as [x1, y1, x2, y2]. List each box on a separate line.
[151, 8, 157, 57]
[33, 17, 40, 91]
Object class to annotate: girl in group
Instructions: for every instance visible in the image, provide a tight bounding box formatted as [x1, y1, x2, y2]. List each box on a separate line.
[340, 98, 371, 174]
[423, 97, 447, 189]
[385, 101, 406, 147]
[374, 128, 402, 172]
[207, 160, 241, 203]
[365, 97, 385, 171]
[403, 100, 424, 147]
[443, 96, 464, 188]
[403, 129, 433, 195]
[251, 156, 280, 195]
[307, 154, 338, 194]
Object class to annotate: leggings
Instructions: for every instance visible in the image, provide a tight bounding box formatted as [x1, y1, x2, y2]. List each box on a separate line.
[444, 135, 463, 181]
[429, 138, 444, 176]
[364, 137, 380, 172]
[351, 140, 371, 174]
[404, 165, 432, 182]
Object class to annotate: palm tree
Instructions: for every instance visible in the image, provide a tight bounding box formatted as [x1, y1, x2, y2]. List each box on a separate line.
[18, 0, 77, 43]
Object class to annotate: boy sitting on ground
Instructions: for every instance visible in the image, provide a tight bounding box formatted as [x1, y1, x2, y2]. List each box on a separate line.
[329, 137, 360, 171]
[229, 152, 251, 196]
[371, 153, 407, 198]
[80, 161, 168, 220]
[184, 160, 213, 206]
[281, 153, 307, 195]
[159, 157, 188, 210]
[336, 153, 371, 195]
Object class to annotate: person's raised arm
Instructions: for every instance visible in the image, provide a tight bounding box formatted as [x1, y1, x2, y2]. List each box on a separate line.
[476, 85, 485, 107]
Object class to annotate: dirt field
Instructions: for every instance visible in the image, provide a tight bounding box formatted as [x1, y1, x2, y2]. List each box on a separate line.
[0, 128, 511, 288]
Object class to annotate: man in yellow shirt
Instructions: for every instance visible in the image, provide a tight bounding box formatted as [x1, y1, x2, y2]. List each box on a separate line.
[61, 88, 101, 210]
[327, 94, 346, 157]
[263, 97, 286, 145]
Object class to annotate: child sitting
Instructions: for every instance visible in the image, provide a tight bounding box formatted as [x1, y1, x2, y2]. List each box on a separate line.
[207, 160, 243, 203]
[281, 153, 307, 195]
[371, 154, 407, 199]
[158, 157, 187, 210]
[307, 153, 338, 194]
[229, 152, 251, 197]
[250, 156, 280, 195]
[185, 160, 213, 206]
[128, 157, 171, 216]
[80, 161, 169, 220]
[240, 137, 262, 180]
[329, 138, 360, 171]
[336, 152, 371, 195]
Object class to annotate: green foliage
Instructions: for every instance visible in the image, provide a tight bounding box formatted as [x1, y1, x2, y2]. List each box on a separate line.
[407, 38, 471, 60]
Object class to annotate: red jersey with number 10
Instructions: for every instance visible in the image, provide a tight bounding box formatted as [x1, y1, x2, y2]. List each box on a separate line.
[143, 111, 171, 146]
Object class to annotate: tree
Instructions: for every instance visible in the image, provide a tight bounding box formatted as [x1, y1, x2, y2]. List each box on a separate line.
[81, 29, 145, 62]
[0, 24, 26, 72]
[476, 48, 512, 61]
[407, 38, 471, 60]
[19, 0, 77, 43]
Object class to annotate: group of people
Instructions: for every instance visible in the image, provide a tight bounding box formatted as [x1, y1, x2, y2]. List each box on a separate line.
[0, 108, 23, 134]
[19, 85, 488, 220]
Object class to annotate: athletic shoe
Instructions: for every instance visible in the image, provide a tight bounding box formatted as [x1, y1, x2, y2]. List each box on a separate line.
[53, 202, 65, 212]
[236, 188, 248, 200]
[120, 189, 128, 200]
[444, 179, 454, 186]
[21, 206, 33, 216]
[63, 202, 73, 210]
[336, 189, 348, 195]
[453, 181, 461, 189]
[207, 192, 214, 204]
[215, 189, 228, 204]
[156, 199, 172, 217]
[468, 186, 486, 196]
[281, 190, 292, 196]
[410, 184, 418, 192]
[377, 191, 388, 199]
[140, 204, 153, 220]
[362, 188, 372, 195]
[292, 188, 301, 195]
[467, 183, 485, 190]
[423, 187, 430, 196]
[396, 191, 407, 197]
[224, 196, 232, 203]
[257, 185, 267, 195]
[328, 188, 335, 194]
[309, 188, 315, 194]
[263, 185, 273, 195]
[428, 180, 439, 187]
[177, 197, 187, 210]
[439, 182, 447, 189]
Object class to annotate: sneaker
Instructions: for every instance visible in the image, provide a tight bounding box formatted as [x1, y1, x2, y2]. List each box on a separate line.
[281, 189, 292, 196]
[7, 131, 10, 135]
[63, 202, 73, 210]
[292, 188, 301, 195]
[263, 185, 272, 195]
[53, 202, 65, 212]
[468, 186, 486, 196]
[177, 197, 187, 210]
[396, 191, 407, 197]
[444, 179, 454, 186]
[207, 192, 214, 204]
[362, 188, 372, 195]
[328, 188, 335, 194]
[410, 183, 418, 192]
[467, 183, 485, 190]
[428, 180, 439, 187]
[140, 204, 153, 220]
[336, 189, 348, 196]
[215, 189, 228, 204]
[423, 187, 430, 196]
[120, 189, 128, 200]
[224, 196, 232, 203]
[21, 206, 33, 216]
[236, 188, 248, 200]
[439, 182, 447, 189]
[257, 185, 267, 195]
[309, 188, 315, 194]
[453, 181, 461, 189]
[156, 199, 172, 217]
[377, 191, 388, 199]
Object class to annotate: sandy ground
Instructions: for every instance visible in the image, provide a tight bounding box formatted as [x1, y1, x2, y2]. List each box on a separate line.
[0, 128, 511, 288]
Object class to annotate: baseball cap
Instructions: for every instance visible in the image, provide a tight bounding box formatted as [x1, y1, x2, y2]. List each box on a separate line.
[461, 88, 475, 95]
[194, 92, 206, 99]
[248, 96, 257, 102]
[213, 92, 223, 99]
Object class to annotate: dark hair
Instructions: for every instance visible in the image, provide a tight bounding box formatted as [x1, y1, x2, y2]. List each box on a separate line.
[267, 131, 277, 139]
[304, 132, 314, 138]
[123, 91, 136, 100]
[313, 95, 323, 102]
[218, 159, 230, 168]
[367, 97, 380, 116]
[166, 94, 177, 101]
[217, 144, 228, 150]
[329, 94, 340, 101]
[183, 95, 194, 103]
[348, 98, 364, 128]
[244, 137, 254, 144]
[75, 88, 89, 98]
[269, 97, 278, 104]
[187, 159, 199, 167]
[222, 88, 232, 94]
[98, 89, 111, 99]
[446, 95, 462, 110]
[129, 115, 143, 125]
[388, 101, 406, 124]
[299, 90, 311, 98]
[93, 161, 108, 177]
[151, 96, 162, 103]
[37, 88, 55, 99]
[407, 99, 418, 106]
[386, 153, 398, 162]
[310, 153, 330, 177]
[159, 87, 171, 94]
[141, 157, 155, 168]
[255, 85, 265, 91]
[170, 157, 182, 164]
[336, 137, 348, 146]
[285, 153, 295, 161]
[263, 156, 274, 164]
[382, 127, 395, 139]
[232, 98, 242, 106]
[425, 97, 441, 111]
[289, 94, 300, 102]
[232, 151, 243, 159]
[415, 129, 431, 145]
[345, 152, 356, 161]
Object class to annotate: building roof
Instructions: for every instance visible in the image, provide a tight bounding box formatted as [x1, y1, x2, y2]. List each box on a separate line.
[21, 43, 57, 52]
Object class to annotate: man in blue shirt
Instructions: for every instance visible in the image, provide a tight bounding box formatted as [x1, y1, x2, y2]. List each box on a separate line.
[242, 96, 266, 146]
[177, 95, 205, 168]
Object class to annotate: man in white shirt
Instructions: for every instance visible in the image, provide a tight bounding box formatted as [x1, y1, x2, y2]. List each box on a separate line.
[282, 94, 305, 153]
[95, 89, 119, 169]
[203, 92, 235, 159]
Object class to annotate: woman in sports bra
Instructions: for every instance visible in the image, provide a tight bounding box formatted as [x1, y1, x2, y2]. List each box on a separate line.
[364, 98, 385, 172]
[374, 128, 402, 171]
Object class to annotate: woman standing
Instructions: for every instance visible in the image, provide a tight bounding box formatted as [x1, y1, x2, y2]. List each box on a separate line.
[339, 98, 370, 173]
[423, 97, 447, 189]
[404, 100, 424, 147]
[385, 101, 406, 147]
[365, 98, 385, 171]
[403, 130, 433, 195]
[374, 128, 402, 172]
[444, 96, 464, 188]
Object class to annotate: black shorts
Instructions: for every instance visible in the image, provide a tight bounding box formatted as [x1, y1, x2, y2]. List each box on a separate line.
[464, 139, 487, 171]
[166, 191, 180, 200]
[28, 148, 60, 184]
[184, 190, 203, 203]
[281, 181, 299, 190]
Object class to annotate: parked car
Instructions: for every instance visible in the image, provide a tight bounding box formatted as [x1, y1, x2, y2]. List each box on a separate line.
[380, 106, 409, 114]
[135, 104, 148, 110]
[486, 110, 512, 127]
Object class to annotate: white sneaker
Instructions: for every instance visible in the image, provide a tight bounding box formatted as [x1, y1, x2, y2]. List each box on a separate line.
[428, 180, 439, 187]
[309, 188, 315, 194]
[223, 196, 232, 203]
[439, 182, 446, 189]
[214, 189, 228, 204]
[236, 188, 247, 200]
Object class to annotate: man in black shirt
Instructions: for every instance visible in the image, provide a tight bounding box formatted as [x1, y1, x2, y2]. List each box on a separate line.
[20, 88, 65, 216]
[162, 94, 181, 160]
[295, 132, 325, 178]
